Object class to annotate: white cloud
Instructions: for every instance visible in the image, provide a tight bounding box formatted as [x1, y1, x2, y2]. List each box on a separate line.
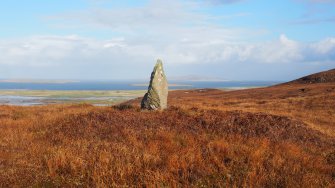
[0, 34, 334, 67]
[311, 38, 335, 54]
[0, 0, 334, 80]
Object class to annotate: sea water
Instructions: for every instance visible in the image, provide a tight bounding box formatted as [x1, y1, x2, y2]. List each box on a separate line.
[0, 80, 279, 90]
[0, 80, 280, 106]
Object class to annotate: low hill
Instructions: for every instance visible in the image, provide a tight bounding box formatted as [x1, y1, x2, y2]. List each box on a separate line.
[286, 68, 335, 84]
[0, 69, 334, 187]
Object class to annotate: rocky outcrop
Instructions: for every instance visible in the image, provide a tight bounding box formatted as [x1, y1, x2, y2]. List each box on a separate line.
[141, 59, 168, 110]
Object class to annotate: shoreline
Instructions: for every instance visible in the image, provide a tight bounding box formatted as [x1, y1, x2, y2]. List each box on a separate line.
[0, 90, 146, 106]
[0, 86, 265, 106]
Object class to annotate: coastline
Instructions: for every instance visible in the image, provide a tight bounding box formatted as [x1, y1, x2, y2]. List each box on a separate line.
[0, 86, 265, 106]
[0, 90, 146, 106]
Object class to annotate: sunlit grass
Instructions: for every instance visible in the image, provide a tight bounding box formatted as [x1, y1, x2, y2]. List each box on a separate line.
[0, 83, 334, 187]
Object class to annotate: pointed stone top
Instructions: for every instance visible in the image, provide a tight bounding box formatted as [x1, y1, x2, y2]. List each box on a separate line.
[153, 59, 163, 70]
[156, 59, 163, 64]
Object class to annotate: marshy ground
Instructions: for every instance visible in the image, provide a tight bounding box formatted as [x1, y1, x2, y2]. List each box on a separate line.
[0, 90, 146, 106]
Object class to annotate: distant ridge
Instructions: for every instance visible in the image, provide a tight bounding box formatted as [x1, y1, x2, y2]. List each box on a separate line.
[286, 69, 335, 84]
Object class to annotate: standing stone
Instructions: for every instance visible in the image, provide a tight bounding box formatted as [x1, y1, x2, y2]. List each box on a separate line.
[141, 59, 168, 110]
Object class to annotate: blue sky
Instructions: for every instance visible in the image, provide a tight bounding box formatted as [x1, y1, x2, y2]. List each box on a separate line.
[0, 0, 334, 81]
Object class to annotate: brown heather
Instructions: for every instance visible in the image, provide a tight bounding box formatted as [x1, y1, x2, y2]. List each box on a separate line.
[0, 82, 334, 187]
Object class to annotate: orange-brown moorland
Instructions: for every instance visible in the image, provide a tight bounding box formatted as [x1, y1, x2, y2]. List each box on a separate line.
[0, 69, 334, 187]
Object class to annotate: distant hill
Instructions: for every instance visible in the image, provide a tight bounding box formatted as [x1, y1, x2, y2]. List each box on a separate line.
[287, 69, 335, 84]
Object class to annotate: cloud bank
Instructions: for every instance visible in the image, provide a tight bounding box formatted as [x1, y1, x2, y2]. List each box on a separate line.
[0, 0, 334, 80]
[0, 34, 334, 66]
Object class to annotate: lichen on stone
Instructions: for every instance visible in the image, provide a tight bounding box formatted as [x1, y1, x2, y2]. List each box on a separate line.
[141, 59, 168, 110]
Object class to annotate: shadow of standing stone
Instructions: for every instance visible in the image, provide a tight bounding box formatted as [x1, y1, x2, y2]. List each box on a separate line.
[141, 59, 168, 110]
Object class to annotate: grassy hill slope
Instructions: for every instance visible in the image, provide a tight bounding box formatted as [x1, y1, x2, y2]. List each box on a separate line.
[0, 69, 335, 187]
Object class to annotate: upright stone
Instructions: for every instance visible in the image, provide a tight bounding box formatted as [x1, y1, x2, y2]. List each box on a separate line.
[141, 59, 168, 110]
